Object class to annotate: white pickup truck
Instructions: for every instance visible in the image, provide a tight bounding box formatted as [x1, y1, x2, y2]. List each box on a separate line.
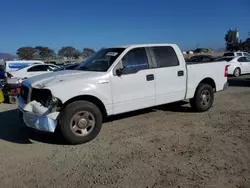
[18, 44, 228, 144]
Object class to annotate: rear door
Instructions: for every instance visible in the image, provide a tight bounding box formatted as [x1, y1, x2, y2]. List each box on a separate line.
[245, 57, 250, 73]
[111, 47, 156, 114]
[150, 46, 186, 105]
[238, 57, 249, 74]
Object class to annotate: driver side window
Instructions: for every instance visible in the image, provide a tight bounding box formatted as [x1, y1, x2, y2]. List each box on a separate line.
[121, 48, 149, 75]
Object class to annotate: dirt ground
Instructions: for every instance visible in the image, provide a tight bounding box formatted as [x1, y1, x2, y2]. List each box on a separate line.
[0, 76, 249, 188]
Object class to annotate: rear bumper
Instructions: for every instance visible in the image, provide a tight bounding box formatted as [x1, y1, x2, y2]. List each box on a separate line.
[18, 97, 58, 133]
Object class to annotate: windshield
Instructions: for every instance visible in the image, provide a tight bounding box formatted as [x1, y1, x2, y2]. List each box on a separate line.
[77, 48, 125, 72]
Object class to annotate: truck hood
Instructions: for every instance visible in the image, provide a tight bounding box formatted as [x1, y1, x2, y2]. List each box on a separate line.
[24, 70, 105, 88]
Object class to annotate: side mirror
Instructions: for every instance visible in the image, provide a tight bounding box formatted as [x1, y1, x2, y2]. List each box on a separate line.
[116, 68, 123, 76]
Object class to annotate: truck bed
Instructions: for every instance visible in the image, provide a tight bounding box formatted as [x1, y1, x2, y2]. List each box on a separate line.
[185, 60, 227, 99]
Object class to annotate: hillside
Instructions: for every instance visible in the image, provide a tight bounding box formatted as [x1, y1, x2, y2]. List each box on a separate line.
[0, 53, 17, 60]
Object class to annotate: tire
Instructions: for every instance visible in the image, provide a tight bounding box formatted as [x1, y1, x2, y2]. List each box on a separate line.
[9, 96, 17, 104]
[233, 68, 241, 77]
[59, 101, 103, 144]
[190, 84, 214, 112]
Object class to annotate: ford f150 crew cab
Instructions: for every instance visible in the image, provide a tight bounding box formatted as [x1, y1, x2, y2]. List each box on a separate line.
[18, 44, 228, 144]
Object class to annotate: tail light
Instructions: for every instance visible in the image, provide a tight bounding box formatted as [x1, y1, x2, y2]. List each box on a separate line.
[224, 65, 230, 77]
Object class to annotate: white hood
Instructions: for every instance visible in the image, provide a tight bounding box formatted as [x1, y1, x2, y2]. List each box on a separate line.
[24, 70, 105, 88]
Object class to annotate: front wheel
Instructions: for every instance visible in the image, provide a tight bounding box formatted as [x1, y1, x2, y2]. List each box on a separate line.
[190, 84, 214, 112]
[9, 96, 17, 104]
[59, 101, 103, 144]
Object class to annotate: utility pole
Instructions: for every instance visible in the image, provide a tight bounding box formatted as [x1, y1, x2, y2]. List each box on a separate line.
[196, 43, 199, 49]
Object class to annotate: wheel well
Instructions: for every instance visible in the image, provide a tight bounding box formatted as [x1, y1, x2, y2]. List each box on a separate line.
[62, 95, 107, 117]
[199, 78, 216, 92]
[234, 67, 241, 72]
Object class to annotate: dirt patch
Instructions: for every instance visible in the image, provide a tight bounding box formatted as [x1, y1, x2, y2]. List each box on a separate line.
[0, 86, 249, 188]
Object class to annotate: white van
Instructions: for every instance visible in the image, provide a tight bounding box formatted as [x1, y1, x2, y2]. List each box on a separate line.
[5, 60, 44, 72]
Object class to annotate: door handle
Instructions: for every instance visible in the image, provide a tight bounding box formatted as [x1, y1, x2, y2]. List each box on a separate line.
[146, 74, 154, 81]
[178, 70, 184, 76]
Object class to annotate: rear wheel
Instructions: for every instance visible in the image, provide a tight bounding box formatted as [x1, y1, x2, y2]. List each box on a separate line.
[190, 84, 214, 112]
[59, 101, 103, 144]
[233, 68, 241, 77]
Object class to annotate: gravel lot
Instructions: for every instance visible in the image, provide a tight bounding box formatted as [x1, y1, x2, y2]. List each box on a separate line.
[0, 76, 249, 188]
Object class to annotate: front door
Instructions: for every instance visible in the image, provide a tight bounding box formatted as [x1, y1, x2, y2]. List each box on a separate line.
[111, 47, 156, 114]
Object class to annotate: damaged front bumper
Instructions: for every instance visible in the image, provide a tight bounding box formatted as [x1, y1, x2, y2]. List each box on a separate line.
[18, 97, 59, 133]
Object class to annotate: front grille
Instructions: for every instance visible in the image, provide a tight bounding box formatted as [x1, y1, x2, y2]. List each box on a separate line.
[31, 88, 52, 107]
[20, 85, 30, 102]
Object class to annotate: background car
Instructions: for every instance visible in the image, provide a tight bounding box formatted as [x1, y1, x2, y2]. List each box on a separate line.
[8, 63, 59, 79]
[216, 56, 250, 77]
[186, 55, 217, 62]
[0, 65, 5, 80]
[54, 63, 80, 71]
[223, 51, 250, 57]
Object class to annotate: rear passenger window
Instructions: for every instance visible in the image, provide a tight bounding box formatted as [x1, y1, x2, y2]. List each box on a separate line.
[237, 57, 246, 62]
[152, 46, 179, 68]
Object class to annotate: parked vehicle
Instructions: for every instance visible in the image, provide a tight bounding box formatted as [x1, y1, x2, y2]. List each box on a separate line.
[5, 60, 44, 72]
[0, 65, 5, 80]
[18, 44, 228, 144]
[44, 61, 57, 65]
[186, 55, 217, 62]
[54, 63, 80, 71]
[0, 80, 21, 104]
[223, 51, 250, 57]
[216, 56, 250, 77]
[0, 81, 4, 103]
[8, 63, 59, 79]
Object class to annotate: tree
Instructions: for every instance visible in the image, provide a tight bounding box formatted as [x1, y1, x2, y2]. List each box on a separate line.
[16, 47, 37, 60]
[81, 48, 95, 58]
[73, 50, 81, 59]
[35, 46, 55, 59]
[58, 46, 78, 59]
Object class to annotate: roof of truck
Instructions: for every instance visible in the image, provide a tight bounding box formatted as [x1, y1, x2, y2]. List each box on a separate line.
[114, 43, 176, 48]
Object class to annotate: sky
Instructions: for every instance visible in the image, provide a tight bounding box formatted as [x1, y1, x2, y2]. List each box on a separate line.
[0, 0, 249, 54]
